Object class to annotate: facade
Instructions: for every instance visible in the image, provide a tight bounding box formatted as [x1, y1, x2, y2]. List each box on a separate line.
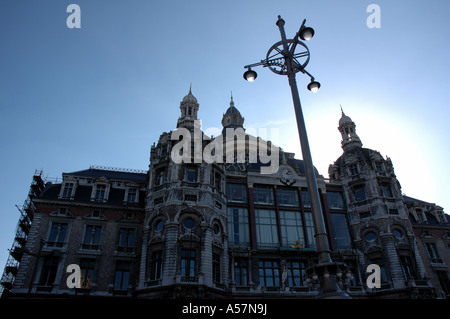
[1, 90, 449, 299]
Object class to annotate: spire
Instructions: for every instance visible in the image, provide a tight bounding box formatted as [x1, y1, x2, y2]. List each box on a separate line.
[222, 93, 244, 131]
[338, 108, 362, 151]
[189, 83, 192, 95]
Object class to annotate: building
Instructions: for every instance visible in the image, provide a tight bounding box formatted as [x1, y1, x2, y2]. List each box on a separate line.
[1, 90, 449, 299]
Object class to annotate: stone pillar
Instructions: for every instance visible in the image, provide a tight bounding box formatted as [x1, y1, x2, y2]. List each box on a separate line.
[200, 226, 213, 287]
[162, 223, 178, 286]
[380, 233, 405, 289]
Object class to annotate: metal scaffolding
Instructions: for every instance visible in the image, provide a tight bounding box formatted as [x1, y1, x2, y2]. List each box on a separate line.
[0, 170, 46, 298]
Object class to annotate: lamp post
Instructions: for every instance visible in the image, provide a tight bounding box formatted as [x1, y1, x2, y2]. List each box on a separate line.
[243, 15, 350, 299]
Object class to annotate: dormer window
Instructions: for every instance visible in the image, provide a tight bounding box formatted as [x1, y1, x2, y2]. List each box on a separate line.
[127, 188, 137, 203]
[62, 182, 74, 198]
[95, 184, 106, 201]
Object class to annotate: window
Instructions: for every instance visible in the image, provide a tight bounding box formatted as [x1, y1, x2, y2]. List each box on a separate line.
[380, 183, 393, 198]
[155, 168, 166, 186]
[279, 211, 304, 247]
[425, 242, 442, 263]
[227, 207, 249, 247]
[253, 186, 274, 205]
[234, 258, 248, 286]
[436, 271, 450, 295]
[48, 222, 68, 247]
[349, 164, 359, 175]
[39, 256, 60, 286]
[95, 184, 106, 200]
[82, 225, 102, 250]
[255, 209, 278, 249]
[287, 260, 307, 287]
[80, 258, 96, 288]
[184, 194, 197, 202]
[183, 218, 196, 230]
[114, 261, 131, 291]
[62, 182, 74, 198]
[304, 212, 316, 249]
[258, 260, 280, 287]
[301, 189, 311, 208]
[213, 253, 221, 283]
[369, 257, 389, 285]
[127, 188, 137, 203]
[214, 171, 222, 191]
[150, 250, 163, 280]
[365, 231, 377, 242]
[353, 185, 366, 202]
[226, 183, 247, 203]
[399, 255, 416, 280]
[180, 249, 196, 279]
[327, 191, 344, 209]
[330, 213, 352, 250]
[393, 229, 404, 240]
[185, 166, 197, 182]
[118, 228, 135, 248]
[277, 188, 299, 207]
[375, 161, 384, 173]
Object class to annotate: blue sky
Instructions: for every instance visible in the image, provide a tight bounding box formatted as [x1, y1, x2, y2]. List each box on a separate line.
[1, 0, 449, 277]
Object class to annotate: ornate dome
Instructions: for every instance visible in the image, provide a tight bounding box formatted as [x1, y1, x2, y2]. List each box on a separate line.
[182, 87, 198, 104]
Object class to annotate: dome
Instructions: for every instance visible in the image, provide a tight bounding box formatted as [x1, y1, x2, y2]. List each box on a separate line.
[225, 105, 241, 116]
[181, 85, 198, 104]
[338, 106, 352, 126]
[182, 92, 197, 103]
[339, 114, 352, 126]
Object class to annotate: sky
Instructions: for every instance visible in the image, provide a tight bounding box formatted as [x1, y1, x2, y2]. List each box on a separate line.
[0, 0, 449, 279]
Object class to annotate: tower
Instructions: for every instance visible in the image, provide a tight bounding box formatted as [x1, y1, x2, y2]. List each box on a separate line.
[221, 93, 244, 131]
[329, 109, 429, 294]
[138, 90, 228, 298]
[177, 85, 200, 130]
[338, 106, 362, 152]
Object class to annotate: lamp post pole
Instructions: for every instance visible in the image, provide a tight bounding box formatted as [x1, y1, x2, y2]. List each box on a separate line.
[244, 15, 350, 299]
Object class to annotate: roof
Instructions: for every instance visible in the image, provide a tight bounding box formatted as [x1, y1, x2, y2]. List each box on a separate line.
[64, 168, 148, 183]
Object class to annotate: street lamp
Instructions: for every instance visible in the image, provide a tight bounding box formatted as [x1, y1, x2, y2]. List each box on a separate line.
[243, 15, 350, 299]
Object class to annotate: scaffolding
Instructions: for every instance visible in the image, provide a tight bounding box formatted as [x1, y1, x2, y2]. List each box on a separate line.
[0, 170, 46, 298]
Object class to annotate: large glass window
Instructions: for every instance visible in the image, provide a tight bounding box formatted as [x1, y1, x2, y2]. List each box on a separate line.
[277, 188, 299, 207]
[226, 183, 247, 203]
[227, 207, 249, 247]
[253, 186, 274, 205]
[301, 189, 311, 208]
[234, 258, 248, 286]
[258, 260, 280, 287]
[287, 260, 306, 287]
[327, 191, 345, 209]
[255, 209, 279, 249]
[279, 210, 304, 247]
[304, 212, 316, 249]
[330, 213, 352, 250]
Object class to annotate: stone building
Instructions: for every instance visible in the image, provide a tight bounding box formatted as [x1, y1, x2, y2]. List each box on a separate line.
[1, 90, 448, 299]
